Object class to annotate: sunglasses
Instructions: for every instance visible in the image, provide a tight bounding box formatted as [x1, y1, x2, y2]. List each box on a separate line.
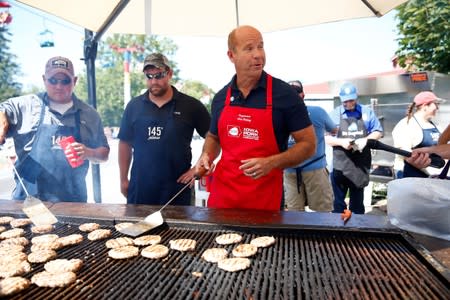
[145, 71, 168, 80]
[47, 78, 72, 85]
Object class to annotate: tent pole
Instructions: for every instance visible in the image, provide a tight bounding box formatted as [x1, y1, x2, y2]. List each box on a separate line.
[81, 1, 131, 203]
[84, 29, 102, 203]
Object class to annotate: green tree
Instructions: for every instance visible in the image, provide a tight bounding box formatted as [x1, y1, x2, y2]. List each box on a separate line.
[395, 0, 450, 73]
[75, 34, 179, 126]
[0, 27, 22, 100]
[179, 79, 214, 112]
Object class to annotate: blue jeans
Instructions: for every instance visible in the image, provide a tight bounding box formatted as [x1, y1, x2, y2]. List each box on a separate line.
[331, 170, 365, 214]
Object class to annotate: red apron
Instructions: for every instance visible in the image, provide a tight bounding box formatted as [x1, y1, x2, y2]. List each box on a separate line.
[208, 75, 282, 210]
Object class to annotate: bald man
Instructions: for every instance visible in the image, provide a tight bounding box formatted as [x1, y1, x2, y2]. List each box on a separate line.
[195, 25, 315, 210]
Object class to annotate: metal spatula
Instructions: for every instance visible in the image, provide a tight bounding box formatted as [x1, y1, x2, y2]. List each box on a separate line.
[8, 156, 58, 226]
[119, 177, 196, 237]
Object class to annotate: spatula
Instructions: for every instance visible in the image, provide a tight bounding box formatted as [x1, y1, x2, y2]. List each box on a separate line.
[7, 155, 58, 226]
[119, 177, 196, 237]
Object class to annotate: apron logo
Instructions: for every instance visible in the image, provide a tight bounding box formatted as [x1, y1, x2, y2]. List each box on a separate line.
[243, 128, 259, 141]
[227, 125, 241, 137]
[148, 126, 163, 140]
[431, 132, 440, 142]
[341, 122, 364, 138]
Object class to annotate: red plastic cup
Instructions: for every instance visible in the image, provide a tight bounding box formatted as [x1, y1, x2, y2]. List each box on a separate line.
[59, 136, 83, 168]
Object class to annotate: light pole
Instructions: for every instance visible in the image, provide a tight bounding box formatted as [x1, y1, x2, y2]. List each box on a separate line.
[110, 45, 144, 108]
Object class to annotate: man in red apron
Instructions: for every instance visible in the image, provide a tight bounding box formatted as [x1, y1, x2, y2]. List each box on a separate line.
[194, 26, 316, 211]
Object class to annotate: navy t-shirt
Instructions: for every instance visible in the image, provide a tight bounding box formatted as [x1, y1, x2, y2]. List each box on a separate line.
[118, 87, 211, 147]
[210, 72, 311, 152]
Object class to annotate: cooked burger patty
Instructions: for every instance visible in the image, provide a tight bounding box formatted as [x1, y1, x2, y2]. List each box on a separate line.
[78, 223, 100, 232]
[0, 228, 25, 240]
[0, 276, 30, 296]
[202, 248, 228, 263]
[215, 233, 243, 245]
[108, 245, 139, 259]
[31, 271, 77, 287]
[10, 218, 32, 228]
[232, 244, 258, 258]
[217, 257, 251, 272]
[169, 239, 196, 252]
[27, 249, 57, 264]
[87, 229, 111, 241]
[133, 235, 161, 246]
[31, 224, 54, 234]
[57, 234, 84, 247]
[105, 237, 134, 249]
[44, 259, 83, 274]
[141, 244, 169, 259]
[250, 236, 276, 248]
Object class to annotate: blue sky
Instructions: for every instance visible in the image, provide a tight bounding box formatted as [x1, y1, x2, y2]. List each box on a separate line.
[6, 0, 400, 92]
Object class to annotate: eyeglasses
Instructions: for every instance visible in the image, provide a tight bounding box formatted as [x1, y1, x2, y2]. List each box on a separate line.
[145, 71, 168, 80]
[47, 78, 72, 85]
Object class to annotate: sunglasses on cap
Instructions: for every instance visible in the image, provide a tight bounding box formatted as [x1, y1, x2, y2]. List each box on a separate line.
[145, 71, 168, 80]
[47, 78, 72, 85]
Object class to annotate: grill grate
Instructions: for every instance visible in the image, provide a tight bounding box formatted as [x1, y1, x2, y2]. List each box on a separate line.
[4, 220, 449, 300]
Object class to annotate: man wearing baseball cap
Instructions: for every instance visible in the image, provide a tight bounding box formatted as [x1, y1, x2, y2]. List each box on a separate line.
[284, 80, 338, 212]
[0, 56, 110, 202]
[118, 53, 211, 205]
[326, 82, 383, 214]
[392, 91, 444, 178]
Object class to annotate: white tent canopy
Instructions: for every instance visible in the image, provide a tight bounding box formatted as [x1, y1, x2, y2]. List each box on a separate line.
[17, 0, 408, 36]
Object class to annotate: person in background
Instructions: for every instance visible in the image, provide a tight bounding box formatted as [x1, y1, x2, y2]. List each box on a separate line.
[0, 56, 110, 202]
[325, 82, 383, 214]
[284, 80, 337, 212]
[194, 25, 316, 211]
[118, 53, 211, 205]
[392, 91, 443, 178]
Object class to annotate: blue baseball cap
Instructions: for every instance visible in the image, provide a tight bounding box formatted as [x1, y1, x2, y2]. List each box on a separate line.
[339, 83, 358, 102]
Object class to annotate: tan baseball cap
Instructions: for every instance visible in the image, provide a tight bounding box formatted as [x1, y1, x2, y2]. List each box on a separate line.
[45, 56, 74, 78]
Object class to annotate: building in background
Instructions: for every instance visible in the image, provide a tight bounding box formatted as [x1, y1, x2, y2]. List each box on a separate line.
[303, 69, 450, 182]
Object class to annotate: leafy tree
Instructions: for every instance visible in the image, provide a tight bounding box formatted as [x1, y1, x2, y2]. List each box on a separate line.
[178, 79, 214, 112]
[75, 34, 179, 126]
[395, 0, 450, 73]
[0, 27, 22, 100]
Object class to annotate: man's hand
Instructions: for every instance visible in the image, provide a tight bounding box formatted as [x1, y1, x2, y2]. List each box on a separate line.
[353, 138, 368, 152]
[120, 179, 129, 198]
[177, 167, 196, 187]
[194, 153, 215, 177]
[340, 138, 356, 150]
[406, 150, 432, 169]
[239, 157, 273, 179]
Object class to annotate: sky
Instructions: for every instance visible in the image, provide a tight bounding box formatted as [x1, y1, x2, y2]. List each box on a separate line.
[5, 0, 400, 93]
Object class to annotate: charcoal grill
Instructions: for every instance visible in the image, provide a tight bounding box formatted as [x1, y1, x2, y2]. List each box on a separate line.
[2, 211, 449, 300]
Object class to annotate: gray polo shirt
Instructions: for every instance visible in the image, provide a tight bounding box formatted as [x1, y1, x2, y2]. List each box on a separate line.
[0, 93, 109, 160]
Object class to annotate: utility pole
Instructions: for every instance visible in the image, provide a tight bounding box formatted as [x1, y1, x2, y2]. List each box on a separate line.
[110, 45, 144, 108]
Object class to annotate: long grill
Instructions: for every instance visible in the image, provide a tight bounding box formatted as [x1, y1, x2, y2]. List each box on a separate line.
[4, 218, 450, 300]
